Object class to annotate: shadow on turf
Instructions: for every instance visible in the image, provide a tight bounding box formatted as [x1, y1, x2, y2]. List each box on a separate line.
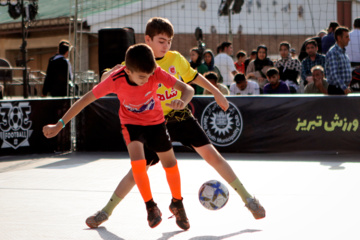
[155, 229, 261, 240]
[92, 226, 125, 240]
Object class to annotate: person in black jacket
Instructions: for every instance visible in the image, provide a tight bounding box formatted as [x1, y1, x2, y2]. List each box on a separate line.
[42, 40, 72, 97]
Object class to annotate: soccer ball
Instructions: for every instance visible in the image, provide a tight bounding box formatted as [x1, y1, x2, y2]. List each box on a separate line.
[198, 180, 229, 210]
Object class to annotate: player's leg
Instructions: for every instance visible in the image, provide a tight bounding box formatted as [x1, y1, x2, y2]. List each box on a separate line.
[157, 149, 190, 231]
[149, 123, 189, 230]
[168, 117, 265, 219]
[86, 146, 159, 228]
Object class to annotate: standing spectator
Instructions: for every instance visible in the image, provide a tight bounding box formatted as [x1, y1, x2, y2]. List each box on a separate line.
[42, 40, 72, 97]
[229, 73, 260, 95]
[322, 21, 339, 54]
[214, 41, 238, 88]
[263, 68, 290, 94]
[304, 65, 328, 94]
[202, 49, 223, 83]
[244, 49, 257, 72]
[346, 17, 360, 67]
[234, 50, 247, 73]
[275, 41, 301, 93]
[246, 45, 274, 92]
[189, 47, 208, 94]
[298, 30, 327, 61]
[301, 40, 326, 86]
[326, 26, 352, 95]
[203, 72, 229, 95]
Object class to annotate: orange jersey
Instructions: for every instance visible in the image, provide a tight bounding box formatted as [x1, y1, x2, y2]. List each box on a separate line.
[92, 66, 177, 126]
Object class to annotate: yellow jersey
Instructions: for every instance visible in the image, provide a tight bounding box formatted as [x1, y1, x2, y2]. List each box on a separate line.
[156, 51, 198, 115]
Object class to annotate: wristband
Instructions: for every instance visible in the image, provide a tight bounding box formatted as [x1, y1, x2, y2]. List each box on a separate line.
[59, 119, 65, 129]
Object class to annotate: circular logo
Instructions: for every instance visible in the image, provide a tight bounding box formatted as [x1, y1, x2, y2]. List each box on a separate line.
[201, 101, 243, 147]
[169, 66, 176, 75]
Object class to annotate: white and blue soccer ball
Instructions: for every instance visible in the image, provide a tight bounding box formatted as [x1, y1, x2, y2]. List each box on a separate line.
[198, 180, 229, 210]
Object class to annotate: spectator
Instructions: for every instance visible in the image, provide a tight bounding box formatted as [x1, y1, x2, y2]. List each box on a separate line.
[0, 84, 3, 99]
[301, 40, 326, 86]
[189, 47, 208, 94]
[298, 30, 327, 61]
[246, 45, 274, 92]
[322, 21, 340, 54]
[203, 72, 229, 95]
[326, 26, 352, 95]
[244, 49, 257, 72]
[42, 40, 72, 97]
[346, 17, 360, 67]
[189, 47, 208, 75]
[275, 41, 301, 93]
[203, 49, 223, 83]
[263, 68, 290, 94]
[304, 65, 328, 94]
[214, 41, 238, 88]
[229, 73, 260, 95]
[234, 50, 247, 73]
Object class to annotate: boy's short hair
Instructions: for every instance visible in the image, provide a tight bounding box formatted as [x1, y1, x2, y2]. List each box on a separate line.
[219, 41, 232, 52]
[145, 17, 174, 39]
[335, 26, 349, 41]
[59, 40, 70, 55]
[125, 43, 157, 73]
[204, 71, 218, 82]
[305, 39, 317, 48]
[236, 50, 246, 59]
[279, 41, 291, 50]
[354, 18, 360, 28]
[266, 68, 279, 78]
[234, 73, 246, 83]
[311, 65, 324, 74]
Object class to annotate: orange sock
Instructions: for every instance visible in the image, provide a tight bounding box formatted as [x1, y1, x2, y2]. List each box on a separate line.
[131, 159, 152, 202]
[164, 162, 182, 200]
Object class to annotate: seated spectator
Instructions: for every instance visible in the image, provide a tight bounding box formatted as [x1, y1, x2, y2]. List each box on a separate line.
[298, 30, 326, 61]
[322, 21, 340, 54]
[234, 50, 247, 73]
[263, 68, 290, 94]
[244, 49, 257, 72]
[275, 41, 301, 93]
[203, 49, 223, 83]
[301, 40, 326, 86]
[203, 72, 229, 95]
[304, 65, 328, 94]
[229, 73, 260, 95]
[246, 45, 274, 92]
[189, 47, 208, 94]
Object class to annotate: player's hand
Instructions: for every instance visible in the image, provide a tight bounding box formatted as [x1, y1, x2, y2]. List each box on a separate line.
[213, 91, 229, 111]
[43, 123, 62, 138]
[165, 99, 186, 110]
[344, 88, 351, 95]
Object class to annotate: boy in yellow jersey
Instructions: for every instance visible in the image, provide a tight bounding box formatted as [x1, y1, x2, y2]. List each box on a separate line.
[86, 17, 265, 229]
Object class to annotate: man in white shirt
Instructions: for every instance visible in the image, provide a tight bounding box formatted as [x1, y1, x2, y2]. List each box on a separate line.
[214, 42, 238, 87]
[346, 18, 360, 67]
[230, 73, 260, 95]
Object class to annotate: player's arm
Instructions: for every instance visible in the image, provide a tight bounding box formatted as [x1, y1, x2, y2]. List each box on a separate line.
[166, 80, 194, 110]
[43, 91, 97, 138]
[100, 64, 123, 82]
[191, 74, 229, 111]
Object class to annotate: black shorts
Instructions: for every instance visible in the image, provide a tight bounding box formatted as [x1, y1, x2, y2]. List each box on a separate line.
[121, 122, 172, 153]
[144, 117, 210, 165]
